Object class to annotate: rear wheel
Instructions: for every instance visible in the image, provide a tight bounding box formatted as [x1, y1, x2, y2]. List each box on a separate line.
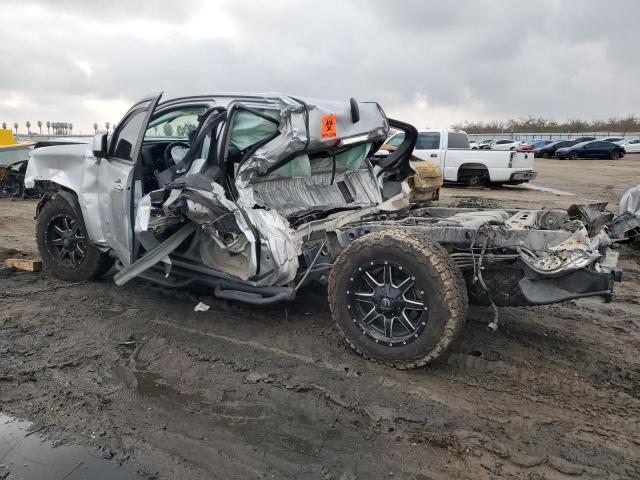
[459, 169, 488, 187]
[36, 196, 113, 281]
[610, 151, 621, 160]
[328, 229, 468, 369]
[542, 151, 550, 159]
[569, 151, 579, 160]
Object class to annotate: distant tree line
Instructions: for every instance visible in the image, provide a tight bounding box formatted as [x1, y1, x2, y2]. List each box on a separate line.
[451, 114, 640, 133]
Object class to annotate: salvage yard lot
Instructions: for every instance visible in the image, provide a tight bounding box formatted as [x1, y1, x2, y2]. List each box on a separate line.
[1, 156, 640, 479]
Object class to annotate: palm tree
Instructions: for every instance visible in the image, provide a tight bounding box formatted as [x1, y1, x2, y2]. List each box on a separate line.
[13, 122, 18, 134]
[105, 122, 110, 133]
[46, 121, 51, 135]
[37, 120, 42, 134]
[26, 121, 31, 134]
[1, 122, 6, 130]
[93, 123, 98, 134]
[69, 124, 73, 135]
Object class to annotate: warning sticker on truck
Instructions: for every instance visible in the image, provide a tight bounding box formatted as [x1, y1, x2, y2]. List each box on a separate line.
[322, 114, 337, 139]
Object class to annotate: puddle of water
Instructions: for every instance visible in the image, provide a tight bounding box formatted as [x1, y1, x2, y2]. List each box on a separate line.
[0, 413, 143, 480]
[509, 183, 576, 196]
[134, 369, 205, 405]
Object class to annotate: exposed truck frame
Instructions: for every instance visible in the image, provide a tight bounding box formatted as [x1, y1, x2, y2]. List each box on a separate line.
[24, 92, 629, 369]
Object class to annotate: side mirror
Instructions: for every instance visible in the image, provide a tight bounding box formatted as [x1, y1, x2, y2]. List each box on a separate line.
[92, 133, 108, 158]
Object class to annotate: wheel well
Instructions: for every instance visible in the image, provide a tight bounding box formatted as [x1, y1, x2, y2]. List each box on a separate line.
[35, 183, 81, 219]
[457, 163, 489, 181]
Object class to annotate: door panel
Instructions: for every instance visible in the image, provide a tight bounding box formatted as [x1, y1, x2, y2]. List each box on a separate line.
[98, 93, 162, 265]
[411, 132, 442, 167]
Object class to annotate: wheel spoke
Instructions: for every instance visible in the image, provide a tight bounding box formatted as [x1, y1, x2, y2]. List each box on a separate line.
[354, 291, 375, 304]
[58, 247, 67, 259]
[384, 316, 394, 338]
[75, 244, 85, 256]
[50, 237, 64, 246]
[354, 289, 374, 296]
[403, 297, 425, 310]
[395, 276, 414, 293]
[63, 217, 70, 230]
[53, 224, 65, 234]
[383, 264, 392, 285]
[361, 306, 381, 325]
[363, 271, 381, 289]
[398, 311, 416, 332]
[70, 249, 76, 264]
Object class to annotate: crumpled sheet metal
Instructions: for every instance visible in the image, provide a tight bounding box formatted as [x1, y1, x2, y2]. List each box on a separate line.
[162, 181, 300, 287]
[519, 226, 610, 277]
[24, 143, 107, 245]
[243, 207, 300, 286]
[235, 97, 388, 206]
[248, 168, 383, 218]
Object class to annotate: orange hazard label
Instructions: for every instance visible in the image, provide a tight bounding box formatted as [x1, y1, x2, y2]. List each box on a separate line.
[321, 114, 337, 139]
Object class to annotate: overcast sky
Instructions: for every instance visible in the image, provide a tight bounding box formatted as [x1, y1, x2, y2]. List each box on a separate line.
[1, 0, 638, 134]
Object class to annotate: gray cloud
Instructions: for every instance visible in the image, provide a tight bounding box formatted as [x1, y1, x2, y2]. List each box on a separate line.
[1, 0, 638, 134]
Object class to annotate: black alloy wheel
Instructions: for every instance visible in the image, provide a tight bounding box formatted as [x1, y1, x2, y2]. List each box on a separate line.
[36, 196, 114, 281]
[347, 260, 428, 347]
[44, 213, 87, 269]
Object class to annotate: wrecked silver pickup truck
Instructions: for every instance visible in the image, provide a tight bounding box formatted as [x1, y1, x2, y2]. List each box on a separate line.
[25, 93, 628, 368]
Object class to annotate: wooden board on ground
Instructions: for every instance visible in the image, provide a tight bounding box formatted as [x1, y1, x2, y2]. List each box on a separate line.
[5, 258, 42, 272]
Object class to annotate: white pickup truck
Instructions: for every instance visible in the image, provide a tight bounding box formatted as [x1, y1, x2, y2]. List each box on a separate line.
[385, 129, 536, 186]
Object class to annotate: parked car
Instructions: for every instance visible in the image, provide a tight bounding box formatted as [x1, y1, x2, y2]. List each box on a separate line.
[619, 138, 640, 153]
[25, 91, 623, 369]
[477, 139, 495, 149]
[602, 137, 625, 143]
[534, 140, 577, 158]
[469, 140, 478, 149]
[490, 139, 522, 150]
[383, 129, 536, 186]
[556, 140, 626, 160]
[517, 139, 553, 152]
[573, 136, 596, 143]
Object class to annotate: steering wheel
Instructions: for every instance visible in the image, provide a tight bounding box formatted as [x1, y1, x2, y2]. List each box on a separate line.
[163, 141, 190, 168]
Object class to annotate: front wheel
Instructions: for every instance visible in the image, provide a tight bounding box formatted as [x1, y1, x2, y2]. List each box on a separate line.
[569, 151, 579, 160]
[36, 195, 114, 281]
[610, 151, 621, 160]
[328, 229, 468, 369]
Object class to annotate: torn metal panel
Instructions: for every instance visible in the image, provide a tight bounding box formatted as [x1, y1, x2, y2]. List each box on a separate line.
[114, 223, 197, 286]
[567, 202, 614, 236]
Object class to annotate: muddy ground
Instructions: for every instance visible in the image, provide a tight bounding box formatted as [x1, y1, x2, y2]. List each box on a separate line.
[1, 157, 640, 479]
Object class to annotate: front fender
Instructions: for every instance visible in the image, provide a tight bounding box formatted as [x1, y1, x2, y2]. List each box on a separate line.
[25, 144, 107, 246]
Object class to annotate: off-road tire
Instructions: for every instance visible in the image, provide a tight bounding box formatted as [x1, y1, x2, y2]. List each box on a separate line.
[328, 229, 468, 369]
[36, 196, 113, 281]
